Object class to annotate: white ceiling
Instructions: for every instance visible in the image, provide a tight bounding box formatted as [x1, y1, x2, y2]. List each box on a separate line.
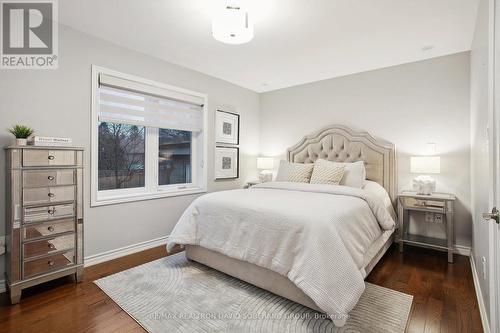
[59, 0, 479, 93]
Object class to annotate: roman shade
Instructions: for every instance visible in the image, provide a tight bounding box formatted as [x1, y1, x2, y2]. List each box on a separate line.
[98, 74, 204, 132]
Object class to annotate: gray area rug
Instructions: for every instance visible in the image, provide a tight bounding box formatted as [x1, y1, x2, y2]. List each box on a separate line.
[95, 252, 413, 332]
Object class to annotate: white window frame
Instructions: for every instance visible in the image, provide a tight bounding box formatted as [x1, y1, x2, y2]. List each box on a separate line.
[91, 65, 208, 207]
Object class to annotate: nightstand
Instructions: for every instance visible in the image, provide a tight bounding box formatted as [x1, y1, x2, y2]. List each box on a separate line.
[244, 181, 261, 189]
[398, 191, 456, 263]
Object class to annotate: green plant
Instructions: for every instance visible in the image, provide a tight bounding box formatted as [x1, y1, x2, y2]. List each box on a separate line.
[8, 125, 34, 139]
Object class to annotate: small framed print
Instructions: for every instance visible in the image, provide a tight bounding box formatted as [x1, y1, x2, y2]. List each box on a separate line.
[215, 146, 239, 180]
[215, 110, 239, 145]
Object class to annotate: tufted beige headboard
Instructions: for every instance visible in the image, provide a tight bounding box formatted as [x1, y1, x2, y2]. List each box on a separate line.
[287, 125, 397, 204]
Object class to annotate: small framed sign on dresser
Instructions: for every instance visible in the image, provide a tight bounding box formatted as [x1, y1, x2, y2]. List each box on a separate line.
[4, 145, 84, 304]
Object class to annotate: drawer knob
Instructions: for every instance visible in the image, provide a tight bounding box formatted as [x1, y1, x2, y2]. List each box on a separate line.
[47, 226, 55, 232]
[47, 209, 55, 215]
[48, 155, 55, 160]
[48, 193, 55, 198]
[48, 176, 55, 181]
[48, 243, 55, 249]
[48, 260, 55, 266]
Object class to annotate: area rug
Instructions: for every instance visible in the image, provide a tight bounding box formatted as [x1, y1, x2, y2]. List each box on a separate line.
[94, 252, 413, 332]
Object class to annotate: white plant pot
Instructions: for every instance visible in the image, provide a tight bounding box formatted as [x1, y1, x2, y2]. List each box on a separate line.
[16, 138, 28, 146]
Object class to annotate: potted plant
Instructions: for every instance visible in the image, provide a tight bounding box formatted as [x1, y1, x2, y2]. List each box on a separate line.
[8, 125, 34, 146]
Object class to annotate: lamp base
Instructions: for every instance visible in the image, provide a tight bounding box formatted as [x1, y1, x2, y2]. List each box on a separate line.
[412, 175, 436, 195]
[259, 170, 273, 183]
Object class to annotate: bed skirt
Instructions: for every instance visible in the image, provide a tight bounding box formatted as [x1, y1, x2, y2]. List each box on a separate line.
[185, 231, 394, 313]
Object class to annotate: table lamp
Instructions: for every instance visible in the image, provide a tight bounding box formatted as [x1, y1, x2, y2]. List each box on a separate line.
[410, 156, 440, 195]
[257, 157, 274, 182]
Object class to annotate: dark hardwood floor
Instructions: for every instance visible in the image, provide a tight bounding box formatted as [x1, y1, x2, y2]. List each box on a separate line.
[366, 246, 483, 333]
[0, 245, 483, 333]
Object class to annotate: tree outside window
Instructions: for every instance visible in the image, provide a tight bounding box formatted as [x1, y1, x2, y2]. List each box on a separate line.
[98, 122, 145, 190]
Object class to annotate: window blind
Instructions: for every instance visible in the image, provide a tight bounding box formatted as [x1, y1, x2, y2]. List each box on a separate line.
[98, 74, 204, 132]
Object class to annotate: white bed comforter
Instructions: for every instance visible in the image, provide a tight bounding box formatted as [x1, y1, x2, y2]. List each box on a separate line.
[167, 182, 395, 323]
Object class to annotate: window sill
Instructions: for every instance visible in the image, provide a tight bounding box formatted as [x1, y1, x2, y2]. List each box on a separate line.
[91, 187, 207, 207]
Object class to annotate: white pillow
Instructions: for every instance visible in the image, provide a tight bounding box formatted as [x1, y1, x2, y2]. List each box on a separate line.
[338, 161, 366, 188]
[363, 180, 397, 221]
[275, 160, 314, 183]
[310, 159, 345, 185]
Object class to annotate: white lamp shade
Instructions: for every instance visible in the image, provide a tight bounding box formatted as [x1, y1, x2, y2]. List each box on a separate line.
[257, 157, 274, 170]
[410, 156, 440, 174]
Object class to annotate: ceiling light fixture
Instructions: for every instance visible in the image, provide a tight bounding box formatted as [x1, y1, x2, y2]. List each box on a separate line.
[212, 1, 254, 45]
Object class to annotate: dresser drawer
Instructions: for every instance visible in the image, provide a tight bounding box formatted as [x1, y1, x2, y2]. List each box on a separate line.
[23, 169, 75, 188]
[23, 219, 75, 241]
[23, 150, 76, 167]
[24, 204, 75, 223]
[23, 251, 75, 279]
[402, 197, 445, 212]
[23, 233, 75, 259]
[23, 186, 75, 206]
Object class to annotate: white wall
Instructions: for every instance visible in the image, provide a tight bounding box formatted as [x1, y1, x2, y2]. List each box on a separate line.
[0, 25, 260, 273]
[470, 0, 492, 324]
[0, 23, 476, 284]
[260, 52, 472, 248]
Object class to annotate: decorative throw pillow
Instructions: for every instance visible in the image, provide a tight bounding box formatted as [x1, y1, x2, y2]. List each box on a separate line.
[339, 160, 367, 188]
[310, 159, 345, 185]
[275, 160, 314, 183]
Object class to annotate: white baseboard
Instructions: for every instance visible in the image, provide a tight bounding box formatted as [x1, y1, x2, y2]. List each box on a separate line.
[84, 235, 169, 267]
[396, 238, 471, 256]
[470, 253, 491, 333]
[454, 244, 471, 256]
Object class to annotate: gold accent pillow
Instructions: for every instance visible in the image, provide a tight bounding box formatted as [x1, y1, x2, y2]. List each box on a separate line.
[310, 159, 346, 185]
[275, 160, 314, 183]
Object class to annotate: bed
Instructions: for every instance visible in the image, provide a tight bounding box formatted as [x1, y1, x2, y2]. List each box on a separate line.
[167, 125, 397, 327]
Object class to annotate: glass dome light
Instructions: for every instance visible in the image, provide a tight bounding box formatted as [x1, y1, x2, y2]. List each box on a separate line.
[212, 2, 254, 45]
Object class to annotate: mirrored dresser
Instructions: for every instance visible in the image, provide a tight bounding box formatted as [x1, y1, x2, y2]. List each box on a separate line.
[5, 146, 84, 304]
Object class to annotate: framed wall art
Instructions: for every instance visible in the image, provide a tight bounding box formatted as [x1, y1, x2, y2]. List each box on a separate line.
[215, 110, 239, 145]
[215, 146, 239, 179]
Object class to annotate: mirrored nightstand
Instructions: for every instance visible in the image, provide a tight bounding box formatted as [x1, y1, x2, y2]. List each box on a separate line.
[398, 191, 456, 263]
[244, 181, 261, 189]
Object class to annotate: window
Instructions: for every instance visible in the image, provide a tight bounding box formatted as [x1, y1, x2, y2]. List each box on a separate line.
[91, 66, 207, 206]
[158, 129, 192, 186]
[98, 123, 145, 191]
